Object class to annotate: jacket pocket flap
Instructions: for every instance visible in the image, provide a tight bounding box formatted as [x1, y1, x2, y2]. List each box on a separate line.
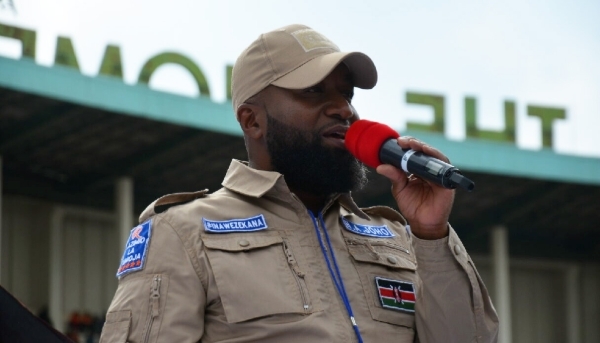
[347, 244, 416, 271]
[202, 232, 283, 252]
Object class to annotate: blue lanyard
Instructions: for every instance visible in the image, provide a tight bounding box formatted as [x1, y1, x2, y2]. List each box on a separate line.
[308, 211, 363, 343]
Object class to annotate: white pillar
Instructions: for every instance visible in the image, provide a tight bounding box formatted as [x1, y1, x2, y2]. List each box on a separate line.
[565, 265, 581, 343]
[115, 177, 134, 252]
[49, 207, 65, 333]
[492, 226, 512, 343]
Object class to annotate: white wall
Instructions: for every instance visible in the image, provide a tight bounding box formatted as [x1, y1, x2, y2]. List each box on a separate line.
[0, 195, 52, 315]
[581, 264, 600, 343]
[474, 256, 600, 343]
[61, 212, 119, 321]
[0, 195, 120, 330]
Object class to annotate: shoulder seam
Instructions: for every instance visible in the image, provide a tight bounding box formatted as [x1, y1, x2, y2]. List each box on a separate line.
[139, 189, 209, 223]
[155, 189, 209, 214]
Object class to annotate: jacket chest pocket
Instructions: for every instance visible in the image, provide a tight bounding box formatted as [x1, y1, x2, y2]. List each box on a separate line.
[345, 237, 418, 329]
[202, 232, 318, 323]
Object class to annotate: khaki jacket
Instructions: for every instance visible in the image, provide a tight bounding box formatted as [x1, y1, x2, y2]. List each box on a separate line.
[100, 160, 498, 343]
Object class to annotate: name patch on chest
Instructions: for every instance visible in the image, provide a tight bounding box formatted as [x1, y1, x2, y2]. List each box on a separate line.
[203, 214, 268, 233]
[341, 217, 395, 238]
[117, 219, 152, 278]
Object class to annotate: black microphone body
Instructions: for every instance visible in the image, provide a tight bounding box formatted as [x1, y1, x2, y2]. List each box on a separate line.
[379, 139, 475, 191]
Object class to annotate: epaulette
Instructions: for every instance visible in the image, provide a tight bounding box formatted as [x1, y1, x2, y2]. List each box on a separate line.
[139, 189, 208, 223]
[361, 206, 407, 226]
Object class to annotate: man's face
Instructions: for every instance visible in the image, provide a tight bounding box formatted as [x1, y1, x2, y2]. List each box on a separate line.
[261, 64, 368, 196]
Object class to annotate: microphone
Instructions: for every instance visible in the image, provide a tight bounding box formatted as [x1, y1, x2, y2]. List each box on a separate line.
[345, 120, 475, 191]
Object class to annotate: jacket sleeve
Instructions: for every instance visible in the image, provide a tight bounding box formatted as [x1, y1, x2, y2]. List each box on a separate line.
[412, 226, 499, 343]
[99, 214, 206, 343]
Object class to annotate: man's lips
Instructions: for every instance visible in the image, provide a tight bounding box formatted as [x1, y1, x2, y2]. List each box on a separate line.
[322, 125, 349, 148]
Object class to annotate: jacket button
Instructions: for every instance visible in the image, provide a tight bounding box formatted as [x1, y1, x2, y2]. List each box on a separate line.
[387, 256, 398, 264]
[454, 244, 462, 255]
[239, 239, 250, 247]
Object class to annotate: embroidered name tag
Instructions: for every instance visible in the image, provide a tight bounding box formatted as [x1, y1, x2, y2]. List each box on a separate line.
[117, 219, 152, 278]
[341, 217, 395, 238]
[375, 277, 416, 313]
[203, 214, 268, 233]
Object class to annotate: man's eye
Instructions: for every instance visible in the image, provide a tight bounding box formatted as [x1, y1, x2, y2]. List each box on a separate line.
[305, 86, 321, 93]
[345, 91, 354, 102]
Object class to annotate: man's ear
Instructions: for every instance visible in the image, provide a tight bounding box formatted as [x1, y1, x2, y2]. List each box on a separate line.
[237, 104, 264, 140]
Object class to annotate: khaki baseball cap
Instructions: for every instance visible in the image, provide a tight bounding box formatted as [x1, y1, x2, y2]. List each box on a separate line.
[231, 24, 377, 110]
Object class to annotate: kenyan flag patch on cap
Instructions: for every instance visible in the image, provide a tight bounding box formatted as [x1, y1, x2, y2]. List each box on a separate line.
[375, 277, 416, 313]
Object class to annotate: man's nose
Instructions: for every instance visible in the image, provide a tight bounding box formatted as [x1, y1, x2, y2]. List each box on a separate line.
[324, 93, 355, 121]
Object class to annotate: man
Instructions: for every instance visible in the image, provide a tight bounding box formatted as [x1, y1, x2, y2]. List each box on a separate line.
[100, 24, 498, 343]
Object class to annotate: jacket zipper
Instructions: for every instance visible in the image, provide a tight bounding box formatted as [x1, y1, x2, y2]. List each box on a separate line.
[283, 240, 311, 312]
[142, 275, 161, 343]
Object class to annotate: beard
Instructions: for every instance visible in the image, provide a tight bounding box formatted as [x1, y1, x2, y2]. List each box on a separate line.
[265, 113, 368, 197]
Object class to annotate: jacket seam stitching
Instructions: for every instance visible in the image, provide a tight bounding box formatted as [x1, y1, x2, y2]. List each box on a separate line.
[160, 215, 208, 292]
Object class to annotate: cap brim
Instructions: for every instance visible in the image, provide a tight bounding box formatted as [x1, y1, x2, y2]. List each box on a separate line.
[271, 51, 377, 90]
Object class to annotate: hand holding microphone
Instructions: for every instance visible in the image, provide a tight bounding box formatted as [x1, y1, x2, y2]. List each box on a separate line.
[345, 119, 469, 239]
[345, 120, 474, 191]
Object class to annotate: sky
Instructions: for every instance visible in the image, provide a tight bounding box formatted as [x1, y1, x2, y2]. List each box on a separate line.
[1, 0, 599, 157]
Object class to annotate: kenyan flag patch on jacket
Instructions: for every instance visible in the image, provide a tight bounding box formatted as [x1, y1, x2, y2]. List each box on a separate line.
[375, 277, 416, 313]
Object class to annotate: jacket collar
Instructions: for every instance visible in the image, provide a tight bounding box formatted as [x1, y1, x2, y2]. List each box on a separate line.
[222, 160, 285, 197]
[222, 160, 369, 219]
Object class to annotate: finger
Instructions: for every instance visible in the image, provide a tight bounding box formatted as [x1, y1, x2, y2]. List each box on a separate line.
[398, 136, 428, 151]
[398, 137, 451, 164]
[397, 136, 413, 150]
[421, 144, 450, 164]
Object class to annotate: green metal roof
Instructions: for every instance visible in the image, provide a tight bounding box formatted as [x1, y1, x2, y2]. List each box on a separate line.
[1, 56, 598, 185]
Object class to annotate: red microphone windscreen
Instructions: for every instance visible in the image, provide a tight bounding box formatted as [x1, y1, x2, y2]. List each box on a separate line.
[345, 120, 400, 168]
